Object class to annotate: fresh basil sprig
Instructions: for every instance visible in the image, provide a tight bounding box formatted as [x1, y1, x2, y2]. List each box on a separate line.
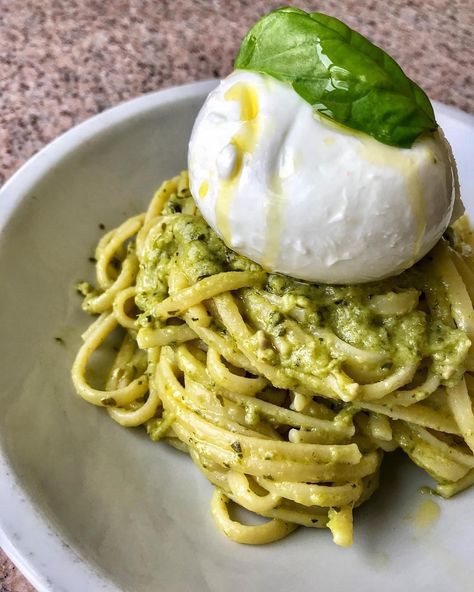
[235, 7, 437, 148]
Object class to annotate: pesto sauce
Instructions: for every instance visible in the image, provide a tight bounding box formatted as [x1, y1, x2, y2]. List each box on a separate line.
[135, 200, 470, 388]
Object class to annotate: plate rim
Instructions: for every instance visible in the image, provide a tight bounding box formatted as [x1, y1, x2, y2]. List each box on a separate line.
[0, 81, 473, 592]
[0, 78, 217, 592]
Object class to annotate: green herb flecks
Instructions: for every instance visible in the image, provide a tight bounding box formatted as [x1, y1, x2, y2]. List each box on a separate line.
[231, 441, 243, 456]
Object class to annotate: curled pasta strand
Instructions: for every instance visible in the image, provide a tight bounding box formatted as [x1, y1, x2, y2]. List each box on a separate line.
[207, 348, 267, 396]
[72, 312, 148, 406]
[96, 214, 144, 289]
[152, 271, 266, 319]
[108, 382, 161, 427]
[227, 471, 281, 513]
[83, 251, 139, 314]
[211, 489, 296, 545]
[378, 373, 440, 407]
[358, 364, 418, 400]
[144, 176, 179, 225]
[113, 286, 137, 329]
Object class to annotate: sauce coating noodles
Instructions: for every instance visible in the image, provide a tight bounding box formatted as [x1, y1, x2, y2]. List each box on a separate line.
[72, 172, 474, 546]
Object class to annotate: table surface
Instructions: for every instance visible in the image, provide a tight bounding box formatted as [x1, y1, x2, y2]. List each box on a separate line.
[1, 0, 473, 589]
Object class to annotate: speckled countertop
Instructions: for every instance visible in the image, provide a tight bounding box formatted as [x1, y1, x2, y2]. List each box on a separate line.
[0, 0, 473, 589]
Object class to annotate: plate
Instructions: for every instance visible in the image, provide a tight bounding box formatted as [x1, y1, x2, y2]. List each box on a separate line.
[0, 80, 473, 592]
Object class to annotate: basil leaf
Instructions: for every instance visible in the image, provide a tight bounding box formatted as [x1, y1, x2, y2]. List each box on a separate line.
[235, 7, 437, 148]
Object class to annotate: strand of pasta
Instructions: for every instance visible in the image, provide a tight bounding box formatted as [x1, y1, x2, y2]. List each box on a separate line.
[151, 271, 266, 320]
[436, 468, 474, 498]
[353, 399, 460, 434]
[392, 421, 471, 482]
[144, 176, 180, 225]
[181, 376, 280, 440]
[435, 242, 474, 340]
[72, 312, 148, 406]
[450, 248, 474, 302]
[72, 172, 474, 548]
[176, 344, 355, 437]
[227, 471, 282, 513]
[194, 452, 363, 541]
[358, 364, 418, 400]
[105, 332, 139, 390]
[84, 254, 140, 314]
[204, 466, 378, 539]
[256, 476, 363, 508]
[434, 241, 474, 370]
[211, 489, 297, 545]
[214, 292, 341, 400]
[206, 347, 268, 396]
[377, 373, 441, 407]
[95, 215, 143, 287]
[83, 214, 144, 313]
[406, 423, 474, 468]
[158, 350, 362, 466]
[106, 347, 162, 427]
[113, 286, 138, 329]
[137, 324, 197, 349]
[247, 289, 387, 365]
[446, 378, 474, 453]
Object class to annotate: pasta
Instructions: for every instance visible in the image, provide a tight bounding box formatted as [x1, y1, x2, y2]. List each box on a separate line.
[72, 171, 474, 547]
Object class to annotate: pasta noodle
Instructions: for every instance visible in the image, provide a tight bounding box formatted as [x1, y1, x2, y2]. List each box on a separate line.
[72, 172, 474, 547]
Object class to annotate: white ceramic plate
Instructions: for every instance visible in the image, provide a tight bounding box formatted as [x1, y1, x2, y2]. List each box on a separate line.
[1, 81, 473, 592]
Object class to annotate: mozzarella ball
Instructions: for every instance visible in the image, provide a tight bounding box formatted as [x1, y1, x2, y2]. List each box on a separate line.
[188, 70, 456, 284]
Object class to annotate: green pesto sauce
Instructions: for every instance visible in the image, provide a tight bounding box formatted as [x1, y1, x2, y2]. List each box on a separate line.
[136, 196, 470, 389]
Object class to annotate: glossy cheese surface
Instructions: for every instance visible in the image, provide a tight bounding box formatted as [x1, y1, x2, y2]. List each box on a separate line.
[188, 70, 456, 283]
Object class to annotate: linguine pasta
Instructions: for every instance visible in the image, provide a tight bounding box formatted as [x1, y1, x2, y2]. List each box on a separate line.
[72, 171, 474, 546]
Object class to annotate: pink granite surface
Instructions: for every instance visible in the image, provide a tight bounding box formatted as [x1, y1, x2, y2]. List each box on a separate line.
[0, 0, 473, 589]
